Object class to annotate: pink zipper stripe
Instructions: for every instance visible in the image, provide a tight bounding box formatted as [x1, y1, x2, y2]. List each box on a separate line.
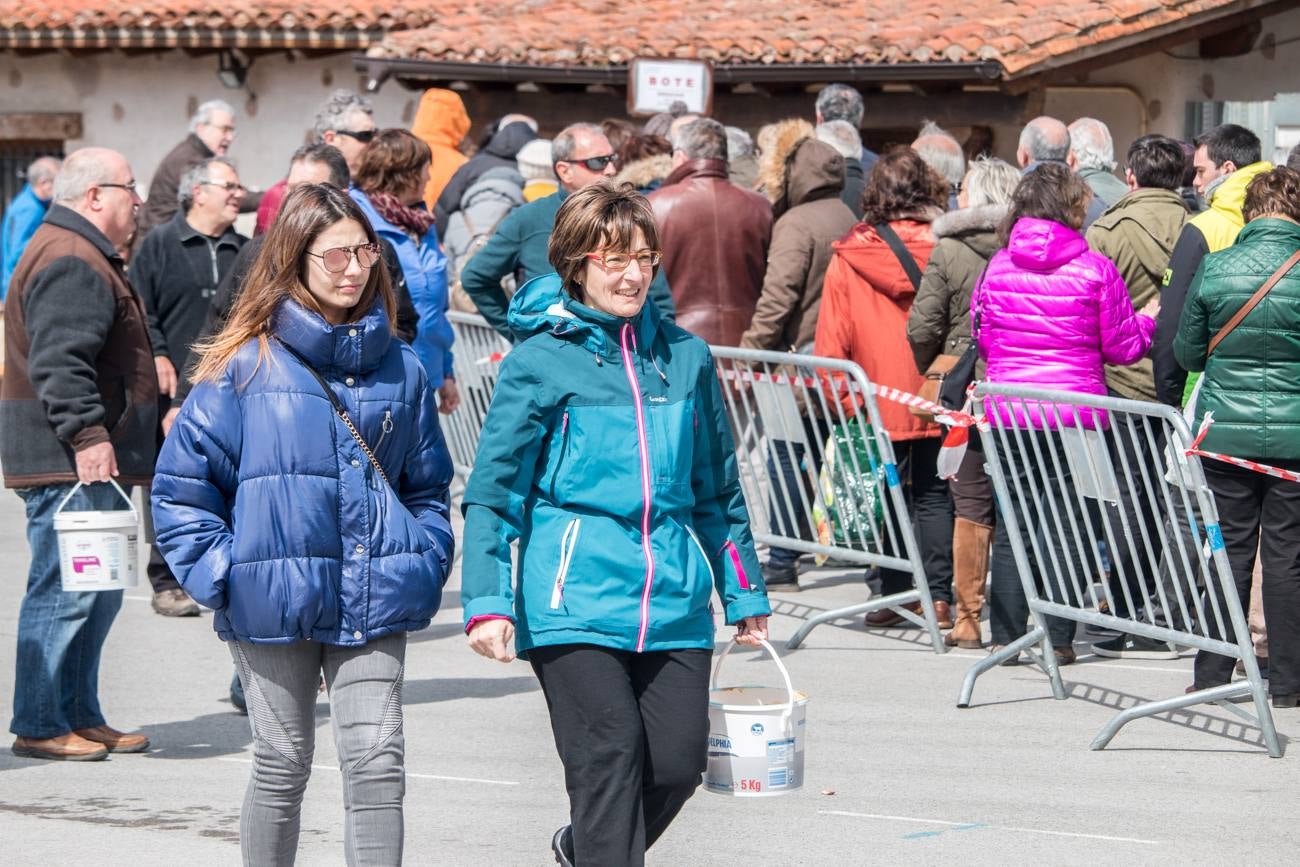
[620, 322, 656, 653]
[724, 541, 751, 590]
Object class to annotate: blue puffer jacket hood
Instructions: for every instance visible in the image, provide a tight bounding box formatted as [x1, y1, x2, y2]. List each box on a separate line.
[151, 298, 455, 645]
[462, 274, 770, 656]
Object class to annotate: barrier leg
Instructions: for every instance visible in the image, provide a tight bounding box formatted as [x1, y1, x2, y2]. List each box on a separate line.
[785, 589, 920, 651]
[957, 626, 1044, 708]
[1089, 680, 1283, 757]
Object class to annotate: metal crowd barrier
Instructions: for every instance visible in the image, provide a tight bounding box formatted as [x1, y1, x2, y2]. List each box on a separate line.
[445, 312, 511, 496]
[709, 347, 945, 653]
[959, 382, 1280, 757]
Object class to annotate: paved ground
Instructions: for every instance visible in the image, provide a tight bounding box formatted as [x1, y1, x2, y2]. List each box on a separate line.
[2, 489, 1298, 866]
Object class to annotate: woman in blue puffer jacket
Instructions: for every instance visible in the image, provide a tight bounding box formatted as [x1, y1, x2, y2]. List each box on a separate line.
[151, 184, 453, 865]
[351, 128, 460, 414]
[461, 182, 771, 867]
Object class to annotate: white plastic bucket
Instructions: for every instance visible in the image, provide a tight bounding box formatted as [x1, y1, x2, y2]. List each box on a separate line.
[53, 480, 140, 592]
[704, 638, 807, 797]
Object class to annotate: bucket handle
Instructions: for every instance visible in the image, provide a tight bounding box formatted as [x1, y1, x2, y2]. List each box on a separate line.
[711, 638, 797, 731]
[54, 479, 138, 523]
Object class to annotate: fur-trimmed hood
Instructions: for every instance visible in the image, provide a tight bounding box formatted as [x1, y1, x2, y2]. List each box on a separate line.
[931, 203, 1008, 239]
[616, 154, 674, 191]
[756, 118, 815, 203]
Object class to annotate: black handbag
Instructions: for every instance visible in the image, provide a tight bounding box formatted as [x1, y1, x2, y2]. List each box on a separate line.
[937, 264, 988, 411]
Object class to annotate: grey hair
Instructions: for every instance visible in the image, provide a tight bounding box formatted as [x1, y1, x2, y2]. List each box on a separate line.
[552, 123, 605, 163]
[1288, 142, 1300, 173]
[962, 156, 1020, 208]
[26, 156, 62, 185]
[313, 89, 373, 142]
[189, 99, 236, 133]
[816, 120, 863, 161]
[1068, 117, 1117, 172]
[673, 118, 727, 162]
[815, 83, 864, 127]
[51, 149, 118, 203]
[725, 126, 755, 159]
[1018, 116, 1070, 163]
[913, 121, 966, 186]
[177, 156, 236, 211]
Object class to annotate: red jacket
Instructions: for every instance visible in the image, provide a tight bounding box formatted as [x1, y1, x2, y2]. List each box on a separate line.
[814, 219, 941, 441]
[649, 158, 772, 346]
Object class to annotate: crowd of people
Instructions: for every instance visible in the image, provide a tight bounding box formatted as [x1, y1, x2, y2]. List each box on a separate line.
[2, 80, 1300, 866]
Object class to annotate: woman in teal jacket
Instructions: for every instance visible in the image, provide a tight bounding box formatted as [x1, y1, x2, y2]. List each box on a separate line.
[461, 182, 770, 866]
[1174, 166, 1300, 706]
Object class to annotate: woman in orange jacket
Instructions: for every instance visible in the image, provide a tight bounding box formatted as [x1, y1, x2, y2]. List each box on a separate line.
[814, 148, 955, 628]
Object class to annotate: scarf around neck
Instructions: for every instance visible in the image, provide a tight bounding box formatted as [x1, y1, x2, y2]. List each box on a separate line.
[367, 190, 436, 238]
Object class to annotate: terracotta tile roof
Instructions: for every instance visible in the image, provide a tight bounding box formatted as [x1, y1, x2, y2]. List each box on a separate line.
[368, 0, 1260, 78]
[0, 2, 440, 49]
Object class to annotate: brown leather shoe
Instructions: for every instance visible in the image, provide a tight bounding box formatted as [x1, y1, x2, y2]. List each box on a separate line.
[863, 602, 922, 628]
[12, 733, 109, 761]
[152, 588, 200, 617]
[933, 600, 954, 629]
[75, 725, 150, 754]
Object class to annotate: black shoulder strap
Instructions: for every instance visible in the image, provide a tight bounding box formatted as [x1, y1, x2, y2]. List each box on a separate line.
[874, 222, 925, 290]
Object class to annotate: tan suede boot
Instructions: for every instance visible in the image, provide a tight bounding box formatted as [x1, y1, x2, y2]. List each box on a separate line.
[945, 518, 993, 649]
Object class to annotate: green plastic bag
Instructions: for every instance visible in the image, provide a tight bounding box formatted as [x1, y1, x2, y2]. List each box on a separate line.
[813, 421, 886, 558]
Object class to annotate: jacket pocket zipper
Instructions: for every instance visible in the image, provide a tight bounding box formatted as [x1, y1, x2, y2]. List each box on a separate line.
[375, 409, 393, 452]
[722, 540, 751, 590]
[549, 518, 581, 609]
[685, 526, 717, 587]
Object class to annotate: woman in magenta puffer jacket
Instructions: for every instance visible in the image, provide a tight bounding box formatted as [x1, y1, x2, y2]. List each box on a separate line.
[973, 164, 1157, 664]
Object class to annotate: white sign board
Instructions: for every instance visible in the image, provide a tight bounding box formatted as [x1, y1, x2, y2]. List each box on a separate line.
[628, 58, 713, 117]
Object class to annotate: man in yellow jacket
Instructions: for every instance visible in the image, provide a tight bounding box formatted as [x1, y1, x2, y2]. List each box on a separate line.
[1153, 123, 1271, 407]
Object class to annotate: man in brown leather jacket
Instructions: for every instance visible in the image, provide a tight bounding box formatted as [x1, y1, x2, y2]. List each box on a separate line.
[649, 118, 772, 346]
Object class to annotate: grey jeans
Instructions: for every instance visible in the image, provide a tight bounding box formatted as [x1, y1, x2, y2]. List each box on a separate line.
[230, 633, 407, 866]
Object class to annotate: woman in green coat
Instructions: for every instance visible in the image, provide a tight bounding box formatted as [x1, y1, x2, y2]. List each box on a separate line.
[1174, 166, 1300, 707]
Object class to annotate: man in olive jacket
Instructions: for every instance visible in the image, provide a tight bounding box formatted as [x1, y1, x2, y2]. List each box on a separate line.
[1086, 134, 1189, 404]
[2, 148, 158, 761]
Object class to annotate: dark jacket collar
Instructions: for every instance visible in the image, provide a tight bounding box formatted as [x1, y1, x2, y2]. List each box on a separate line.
[186, 133, 215, 159]
[43, 204, 122, 265]
[663, 158, 729, 186]
[271, 298, 393, 374]
[170, 209, 243, 248]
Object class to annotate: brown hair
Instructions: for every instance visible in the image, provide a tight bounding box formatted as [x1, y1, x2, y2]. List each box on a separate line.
[352, 129, 432, 198]
[1001, 161, 1092, 244]
[547, 181, 660, 303]
[861, 147, 948, 225]
[191, 184, 395, 382]
[618, 133, 672, 166]
[1243, 167, 1300, 223]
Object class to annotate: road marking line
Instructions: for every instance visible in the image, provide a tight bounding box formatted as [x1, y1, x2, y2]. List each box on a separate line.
[216, 757, 519, 786]
[818, 811, 1161, 845]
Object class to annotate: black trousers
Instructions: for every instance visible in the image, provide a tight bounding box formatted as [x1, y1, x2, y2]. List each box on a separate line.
[879, 437, 954, 603]
[529, 645, 710, 867]
[1104, 406, 1167, 620]
[1195, 459, 1300, 695]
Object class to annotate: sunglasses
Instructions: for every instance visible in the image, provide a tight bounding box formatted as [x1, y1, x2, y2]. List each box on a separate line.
[336, 129, 377, 144]
[559, 154, 618, 172]
[306, 243, 382, 273]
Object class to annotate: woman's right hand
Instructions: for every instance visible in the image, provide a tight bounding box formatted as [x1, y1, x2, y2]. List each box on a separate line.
[467, 619, 516, 663]
[1139, 296, 1161, 319]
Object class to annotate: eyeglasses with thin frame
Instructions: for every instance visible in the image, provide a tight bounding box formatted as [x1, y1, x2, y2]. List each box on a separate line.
[200, 181, 246, 194]
[586, 250, 662, 272]
[559, 154, 618, 172]
[97, 182, 138, 194]
[307, 243, 383, 273]
[336, 129, 377, 144]
[201, 123, 237, 138]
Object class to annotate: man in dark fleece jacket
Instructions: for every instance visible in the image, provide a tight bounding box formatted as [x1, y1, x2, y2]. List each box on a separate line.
[433, 116, 538, 229]
[1, 147, 157, 762]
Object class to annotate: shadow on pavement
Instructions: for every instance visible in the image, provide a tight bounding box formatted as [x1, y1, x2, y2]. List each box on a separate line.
[137, 710, 253, 760]
[404, 676, 538, 705]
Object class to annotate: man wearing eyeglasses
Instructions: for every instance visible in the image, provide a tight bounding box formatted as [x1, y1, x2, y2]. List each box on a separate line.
[129, 156, 247, 617]
[141, 99, 261, 236]
[2, 148, 157, 761]
[459, 122, 674, 338]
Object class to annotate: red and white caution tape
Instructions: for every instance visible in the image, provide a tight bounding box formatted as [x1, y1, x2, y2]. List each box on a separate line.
[476, 351, 508, 365]
[1186, 413, 1300, 484]
[871, 384, 978, 429]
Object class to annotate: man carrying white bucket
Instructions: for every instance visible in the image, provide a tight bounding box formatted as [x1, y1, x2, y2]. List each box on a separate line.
[1, 147, 158, 761]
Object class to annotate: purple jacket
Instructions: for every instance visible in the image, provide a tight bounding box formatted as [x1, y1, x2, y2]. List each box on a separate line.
[973, 217, 1155, 428]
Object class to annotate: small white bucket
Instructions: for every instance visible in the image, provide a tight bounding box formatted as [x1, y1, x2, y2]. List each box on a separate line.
[53, 480, 140, 592]
[704, 638, 807, 797]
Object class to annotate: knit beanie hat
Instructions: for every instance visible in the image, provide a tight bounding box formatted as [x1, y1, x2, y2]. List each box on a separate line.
[517, 139, 556, 182]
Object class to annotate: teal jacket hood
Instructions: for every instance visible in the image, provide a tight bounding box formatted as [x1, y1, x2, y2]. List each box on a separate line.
[507, 272, 664, 362]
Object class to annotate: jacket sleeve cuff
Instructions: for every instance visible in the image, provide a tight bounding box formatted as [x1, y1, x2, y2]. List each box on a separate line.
[70, 425, 110, 451]
[724, 595, 772, 626]
[465, 614, 513, 635]
[463, 596, 514, 629]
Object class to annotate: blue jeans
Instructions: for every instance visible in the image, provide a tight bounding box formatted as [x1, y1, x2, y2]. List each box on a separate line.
[10, 482, 130, 739]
